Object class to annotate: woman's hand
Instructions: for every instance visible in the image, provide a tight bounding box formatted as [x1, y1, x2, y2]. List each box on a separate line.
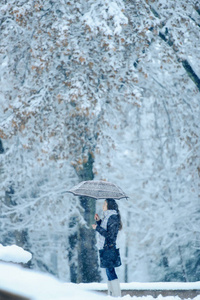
[92, 224, 97, 230]
[94, 213, 100, 221]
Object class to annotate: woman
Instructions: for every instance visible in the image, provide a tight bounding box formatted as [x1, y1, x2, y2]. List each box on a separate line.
[92, 198, 122, 297]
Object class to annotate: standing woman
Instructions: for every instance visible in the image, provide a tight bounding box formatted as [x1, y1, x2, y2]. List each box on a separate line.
[92, 198, 122, 297]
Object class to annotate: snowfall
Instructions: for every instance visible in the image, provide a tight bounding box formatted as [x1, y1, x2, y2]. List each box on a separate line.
[0, 244, 199, 300]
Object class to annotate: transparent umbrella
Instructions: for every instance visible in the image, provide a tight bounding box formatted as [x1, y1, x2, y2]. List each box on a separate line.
[67, 180, 128, 200]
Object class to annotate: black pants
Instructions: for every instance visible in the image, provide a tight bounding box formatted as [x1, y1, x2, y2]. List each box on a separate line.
[106, 267, 118, 281]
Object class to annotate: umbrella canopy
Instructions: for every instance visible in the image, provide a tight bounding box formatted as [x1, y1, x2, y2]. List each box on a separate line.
[68, 180, 128, 200]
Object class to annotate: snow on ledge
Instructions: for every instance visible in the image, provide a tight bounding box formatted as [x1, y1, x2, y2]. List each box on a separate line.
[0, 244, 32, 264]
[0, 262, 104, 300]
[120, 281, 200, 291]
[0, 262, 199, 300]
[80, 281, 200, 291]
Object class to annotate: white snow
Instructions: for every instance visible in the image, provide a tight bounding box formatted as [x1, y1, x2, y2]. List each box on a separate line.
[0, 244, 32, 264]
[82, 0, 127, 36]
[0, 262, 103, 300]
[83, 281, 200, 291]
[0, 262, 200, 300]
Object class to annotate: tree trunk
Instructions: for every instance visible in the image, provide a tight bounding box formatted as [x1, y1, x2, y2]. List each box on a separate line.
[69, 152, 101, 283]
[77, 212, 101, 283]
[0, 139, 4, 154]
[124, 211, 131, 283]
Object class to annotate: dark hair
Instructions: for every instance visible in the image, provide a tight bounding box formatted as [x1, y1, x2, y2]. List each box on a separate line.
[105, 198, 122, 230]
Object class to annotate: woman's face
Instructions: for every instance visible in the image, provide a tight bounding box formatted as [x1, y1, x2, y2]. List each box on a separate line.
[103, 200, 108, 211]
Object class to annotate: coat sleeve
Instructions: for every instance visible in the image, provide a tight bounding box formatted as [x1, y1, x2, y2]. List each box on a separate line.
[96, 219, 102, 226]
[96, 215, 119, 241]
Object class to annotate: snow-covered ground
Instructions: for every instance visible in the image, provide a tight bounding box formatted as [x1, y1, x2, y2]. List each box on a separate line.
[0, 245, 199, 300]
[0, 262, 200, 300]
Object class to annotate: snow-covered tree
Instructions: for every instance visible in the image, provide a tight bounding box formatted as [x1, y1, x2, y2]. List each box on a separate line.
[0, 0, 199, 282]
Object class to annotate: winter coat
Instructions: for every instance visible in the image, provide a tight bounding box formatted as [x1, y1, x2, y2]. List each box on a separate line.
[96, 214, 121, 269]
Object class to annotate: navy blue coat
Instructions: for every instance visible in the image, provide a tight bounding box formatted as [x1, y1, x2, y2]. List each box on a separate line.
[96, 214, 121, 268]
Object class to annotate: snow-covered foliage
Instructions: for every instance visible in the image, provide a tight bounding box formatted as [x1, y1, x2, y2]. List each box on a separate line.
[0, 0, 199, 282]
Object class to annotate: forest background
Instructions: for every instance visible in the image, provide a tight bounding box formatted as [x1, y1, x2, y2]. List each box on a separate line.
[0, 0, 200, 284]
